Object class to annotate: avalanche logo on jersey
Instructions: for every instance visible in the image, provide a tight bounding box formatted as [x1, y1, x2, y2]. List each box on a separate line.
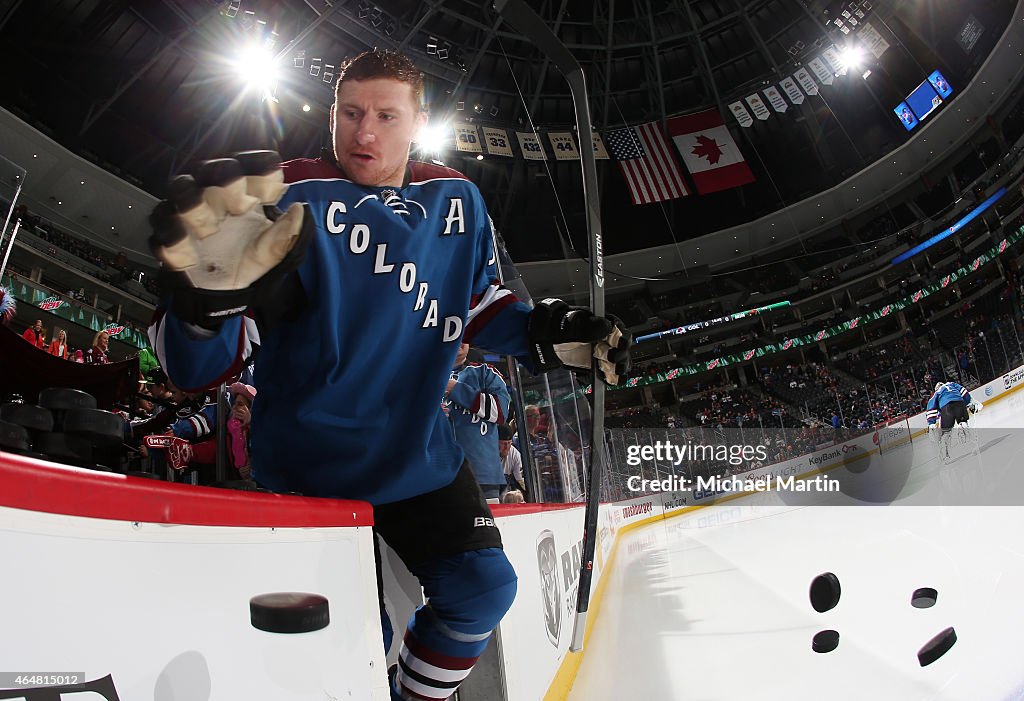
[351, 190, 427, 219]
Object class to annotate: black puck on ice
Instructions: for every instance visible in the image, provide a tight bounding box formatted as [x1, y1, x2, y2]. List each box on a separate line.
[812, 629, 840, 653]
[810, 572, 842, 613]
[917, 627, 957, 666]
[250, 592, 330, 634]
[911, 587, 938, 608]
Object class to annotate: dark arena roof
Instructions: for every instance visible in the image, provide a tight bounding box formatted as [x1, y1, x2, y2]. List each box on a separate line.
[0, 0, 1019, 291]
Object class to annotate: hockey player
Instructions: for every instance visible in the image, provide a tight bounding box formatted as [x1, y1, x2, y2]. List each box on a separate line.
[146, 49, 630, 701]
[927, 381, 983, 456]
[446, 343, 510, 501]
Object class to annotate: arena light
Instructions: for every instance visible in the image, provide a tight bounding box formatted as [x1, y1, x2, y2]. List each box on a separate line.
[234, 42, 280, 96]
[837, 46, 865, 73]
[416, 123, 449, 154]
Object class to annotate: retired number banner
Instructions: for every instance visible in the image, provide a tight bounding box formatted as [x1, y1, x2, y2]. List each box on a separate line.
[516, 131, 547, 160]
[548, 132, 580, 161]
[453, 123, 482, 153]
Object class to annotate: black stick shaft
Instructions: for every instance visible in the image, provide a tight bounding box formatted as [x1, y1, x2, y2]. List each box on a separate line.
[493, 0, 606, 652]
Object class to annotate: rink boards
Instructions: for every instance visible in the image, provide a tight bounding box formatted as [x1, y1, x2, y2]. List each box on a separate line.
[0, 364, 1022, 700]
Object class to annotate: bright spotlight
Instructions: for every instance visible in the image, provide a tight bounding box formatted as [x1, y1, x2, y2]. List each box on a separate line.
[234, 43, 279, 95]
[416, 123, 448, 154]
[302, 104, 311, 112]
[837, 46, 865, 73]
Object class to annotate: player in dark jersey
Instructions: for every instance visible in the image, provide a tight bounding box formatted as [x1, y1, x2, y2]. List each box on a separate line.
[147, 49, 631, 700]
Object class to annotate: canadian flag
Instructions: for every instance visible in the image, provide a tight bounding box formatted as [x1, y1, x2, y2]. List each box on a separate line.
[667, 110, 755, 195]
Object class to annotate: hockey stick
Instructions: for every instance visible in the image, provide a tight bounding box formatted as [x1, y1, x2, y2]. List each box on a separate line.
[635, 301, 792, 343]
[492, 0, 606, 652]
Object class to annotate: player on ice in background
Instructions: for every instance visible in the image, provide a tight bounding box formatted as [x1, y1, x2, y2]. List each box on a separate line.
[446, 342, 511, 501]
[927, 381, 983, 457]
[146, 49, 631, 701]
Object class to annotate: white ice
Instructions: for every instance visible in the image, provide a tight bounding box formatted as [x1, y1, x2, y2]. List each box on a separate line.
[569, 391, 1024, 701]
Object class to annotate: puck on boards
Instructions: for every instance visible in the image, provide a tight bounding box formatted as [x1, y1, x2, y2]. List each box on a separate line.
[810, 572, 842, 613]
[63, 408, 125, 446]
[812, 629, 840, 653]
[0, 420, 30, 452]
[250, 592, 330, 634]
[911, 587, 938, 608]
[38, 387, 97, 411]
[1, 403, 53, 433]
[918, 627, 957, 667]
[33, 432, 83, 461]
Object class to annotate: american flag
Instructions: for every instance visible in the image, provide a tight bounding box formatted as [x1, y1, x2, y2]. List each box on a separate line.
[604, 122, 690, 205]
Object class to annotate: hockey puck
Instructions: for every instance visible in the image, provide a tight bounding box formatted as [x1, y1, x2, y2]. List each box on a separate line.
[810, 572, 842, 613]
[126, 470, 163, 480]
[33, 432, 83, 461]
[812, 629, 840, 653]
[911, 587, 938, 609]
[0, 420, 30, 452]
[917, 627, 956, 666]
[63, 409, 125, 446]
[38, 387, 97, 411]
[250, 592, 330, 634]
[1, 403, 53, 433]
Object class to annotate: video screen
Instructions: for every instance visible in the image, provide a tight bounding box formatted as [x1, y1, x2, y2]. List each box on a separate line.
[894, 101, 918, 131]
[928, 70, 953, 99]
[906, 80, 942, 121]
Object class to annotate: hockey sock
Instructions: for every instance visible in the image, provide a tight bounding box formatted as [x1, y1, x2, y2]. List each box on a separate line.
[394, 548, 517, 700]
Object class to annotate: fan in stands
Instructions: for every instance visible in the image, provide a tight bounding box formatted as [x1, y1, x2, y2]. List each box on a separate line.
[874, 415, 913, 454]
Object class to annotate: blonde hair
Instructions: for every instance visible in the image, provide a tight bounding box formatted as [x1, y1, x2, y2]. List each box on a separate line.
[502, 490, 525, 504]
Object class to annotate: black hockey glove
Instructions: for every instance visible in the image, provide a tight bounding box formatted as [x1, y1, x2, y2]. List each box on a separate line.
[527, 298, 632, 385]
[149, 151, 313, 329]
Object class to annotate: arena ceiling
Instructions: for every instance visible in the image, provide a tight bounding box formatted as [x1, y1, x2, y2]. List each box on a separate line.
[0, 0, 1014, 270]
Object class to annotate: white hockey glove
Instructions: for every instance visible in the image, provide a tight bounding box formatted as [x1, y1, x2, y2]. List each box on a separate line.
[928, 423, 937, 434]
[969, 402, 983, 414]
[527, 298, 632, 385]
[149, 151, 313, 329]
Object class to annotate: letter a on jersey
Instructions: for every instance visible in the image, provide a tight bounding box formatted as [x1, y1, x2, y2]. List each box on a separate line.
[442, 198, 465, 235]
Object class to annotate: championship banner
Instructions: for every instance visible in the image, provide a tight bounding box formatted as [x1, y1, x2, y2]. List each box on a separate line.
[516, 131, 547, 160]
[780, 77, 805, 105]
[728, 101, 754, 128]
[858, 22, 890, 59]
[481, 127, 514, 157]
[794, 68, 819, 96]
[453, 123, 482, 153]
[745, 93, 771, 121]
[808, 57, 834, 86]
[591, 131, 611, 160]
[547, 132, 580, 161]
[763, 86, 788, 113]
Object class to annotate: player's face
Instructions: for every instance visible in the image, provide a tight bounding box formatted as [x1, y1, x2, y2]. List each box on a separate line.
[331, 78, 427, 188]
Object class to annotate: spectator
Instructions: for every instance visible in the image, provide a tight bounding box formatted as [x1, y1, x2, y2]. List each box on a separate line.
[227, 382, 256, 480]
[48, 328, 69, 359]
[71, 349, 85, 363]
[22, 319, 44, 348]
[498, 423, 525, 495]
[502, 490, 525, 504]
[84, 331, 110, 364]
